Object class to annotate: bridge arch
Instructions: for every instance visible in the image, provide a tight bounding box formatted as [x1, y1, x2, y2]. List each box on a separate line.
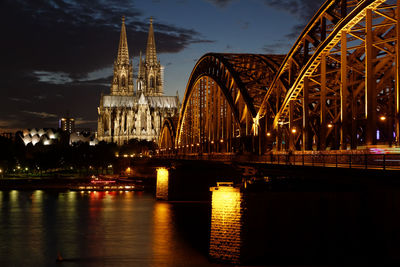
[175, 53, 283, 154]
[258, 0, 400, 151]
[158, 117, 177, 153]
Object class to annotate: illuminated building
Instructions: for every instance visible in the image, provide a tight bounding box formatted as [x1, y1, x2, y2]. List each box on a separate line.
[97, 17, 180, 145]
[18, 128, 60, 146]
[59, 116, 75, 133]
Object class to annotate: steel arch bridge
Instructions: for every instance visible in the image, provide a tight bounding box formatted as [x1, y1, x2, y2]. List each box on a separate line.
[159, 0, 400, 155]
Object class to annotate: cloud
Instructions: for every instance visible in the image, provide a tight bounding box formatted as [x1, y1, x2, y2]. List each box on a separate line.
[33, 71, 73, 85]
[9, 97, 31, 103]
[262, 0, 324, 39]
[262, 40, 291, 54]
[75, 118, 98, 126]
[1, 0, 213, 77]
[22, 111, 58, 119]
[35, 95, 47, 100]
[206, 0, 236, 8]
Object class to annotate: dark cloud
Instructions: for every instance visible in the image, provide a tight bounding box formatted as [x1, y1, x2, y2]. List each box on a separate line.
[21, 111, 58, 119]
[262, 0, 324, 39]
[0, 0, 213, 130]
[262, 40, 291, 54]
[206, 0, 236, 8]
[263, 0, 323, 19]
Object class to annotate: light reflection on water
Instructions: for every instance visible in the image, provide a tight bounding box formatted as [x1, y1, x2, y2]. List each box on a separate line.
[0, 190, 223, 266]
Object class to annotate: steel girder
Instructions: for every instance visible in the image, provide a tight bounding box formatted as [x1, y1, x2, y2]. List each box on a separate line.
[159, 117, 178, 151]
[258, 0, 399, 151]
[175, 53, 283, 153]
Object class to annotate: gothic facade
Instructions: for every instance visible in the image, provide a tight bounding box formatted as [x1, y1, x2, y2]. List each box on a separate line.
[97, 17, 180, 145]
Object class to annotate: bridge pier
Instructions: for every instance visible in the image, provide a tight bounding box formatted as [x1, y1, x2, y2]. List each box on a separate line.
[209, 183, 243, 264]
[156, 167, 169, 200]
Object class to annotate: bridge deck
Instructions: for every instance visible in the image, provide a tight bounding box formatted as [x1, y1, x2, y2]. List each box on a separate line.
[157, 152, 400, 171]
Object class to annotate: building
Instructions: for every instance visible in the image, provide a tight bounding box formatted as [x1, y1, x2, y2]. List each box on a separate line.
[97, 17, 180, 145]
[59, 116, 75, 133]
[19, 128, 61, 146]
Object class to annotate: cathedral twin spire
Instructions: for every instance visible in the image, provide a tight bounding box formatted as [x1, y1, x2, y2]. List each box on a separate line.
[145, 17, 158, 65]
[112, 16, 163, 97]
[117, 16, 129, 65]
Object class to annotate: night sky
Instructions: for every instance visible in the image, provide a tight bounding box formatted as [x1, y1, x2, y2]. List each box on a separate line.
[0, 0, 324, 132]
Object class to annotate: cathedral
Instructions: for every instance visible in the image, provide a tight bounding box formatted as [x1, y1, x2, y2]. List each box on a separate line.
[97, 17, 180, 145]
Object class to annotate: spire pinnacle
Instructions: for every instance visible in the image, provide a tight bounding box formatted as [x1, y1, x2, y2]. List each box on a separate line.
[117, 16, 129, 64]
[145, 17, 157, 65]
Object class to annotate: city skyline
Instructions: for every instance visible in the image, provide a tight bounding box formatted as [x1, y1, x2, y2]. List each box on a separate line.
[0, 0, 324, 132]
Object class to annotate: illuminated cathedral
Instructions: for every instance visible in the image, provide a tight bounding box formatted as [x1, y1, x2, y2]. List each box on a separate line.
[97, 17, 180, 145]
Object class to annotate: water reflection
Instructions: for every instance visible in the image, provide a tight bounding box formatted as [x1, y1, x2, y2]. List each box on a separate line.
[152, 202, 173, 264]
[0, 190, 221, 266]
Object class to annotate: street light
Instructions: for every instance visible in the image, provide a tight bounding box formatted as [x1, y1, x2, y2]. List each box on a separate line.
[266, 132, 271, 137]
[327, 123, 333, 128]
[291, 128, 297, 134]
[380, 115, 386, 121]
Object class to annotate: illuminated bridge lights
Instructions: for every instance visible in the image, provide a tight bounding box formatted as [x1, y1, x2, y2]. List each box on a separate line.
[158, 0, 400, 155]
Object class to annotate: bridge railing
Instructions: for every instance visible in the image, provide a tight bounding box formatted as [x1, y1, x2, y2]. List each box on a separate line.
[156, 151, 400, 171]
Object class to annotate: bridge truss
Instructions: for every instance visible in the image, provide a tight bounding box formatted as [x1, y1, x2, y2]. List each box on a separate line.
[173, 53, 283, 153]
[259, 0, 400, 151]
[159, 0, 400, 154]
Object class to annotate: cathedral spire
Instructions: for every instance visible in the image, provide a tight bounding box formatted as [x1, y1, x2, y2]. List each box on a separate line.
[117, 16, 129, 64]
[138, 50, 143, 77]
[145, 17, 157, 65]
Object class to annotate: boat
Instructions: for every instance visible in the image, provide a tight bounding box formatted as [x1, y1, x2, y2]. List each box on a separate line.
[69, 175, 144, 191]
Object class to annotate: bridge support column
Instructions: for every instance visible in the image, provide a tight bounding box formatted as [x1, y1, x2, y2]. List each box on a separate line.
[340, 32, 348, 150]
[276, 124, 282, 151]
[320, 54, 327, 150]
[365, 8, 377, 146]
[209, 183, 243, 264]
[259, 116, 266, 155]
[156, 167, 169, 200]
[303, 77, 311, 150]
[289, 100, 295, 150]
[396, 1, 400, 145]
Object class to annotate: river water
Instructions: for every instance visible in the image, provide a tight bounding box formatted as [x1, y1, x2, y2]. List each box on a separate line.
[0, 190, 224, 267]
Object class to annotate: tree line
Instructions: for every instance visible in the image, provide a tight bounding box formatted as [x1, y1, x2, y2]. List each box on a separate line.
[0, 135, 157, 176]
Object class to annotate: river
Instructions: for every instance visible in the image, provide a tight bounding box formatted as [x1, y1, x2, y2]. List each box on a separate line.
[0, 190, 224, 266]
